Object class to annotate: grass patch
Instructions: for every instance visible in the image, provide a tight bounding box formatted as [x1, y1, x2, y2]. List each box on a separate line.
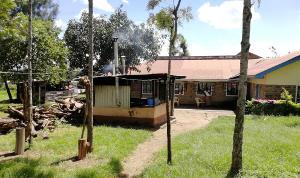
[0, 124, 151, 178]
[141, 116, 300, 177]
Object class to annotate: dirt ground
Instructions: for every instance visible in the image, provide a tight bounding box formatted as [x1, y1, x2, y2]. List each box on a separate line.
[120, 108, 234, 178]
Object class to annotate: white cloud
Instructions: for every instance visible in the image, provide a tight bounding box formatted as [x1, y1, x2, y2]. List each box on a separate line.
[197, 0, 261, 29]
[188, 42, 240, 56]
[54, 19, 67, 38]
[122, 0, 129, 4]
[74, 0, 114, 12]
[55, 19, 67, 30]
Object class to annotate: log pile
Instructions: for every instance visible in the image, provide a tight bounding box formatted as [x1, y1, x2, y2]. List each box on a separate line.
[0, 97, 85, 135]
[0, 118, 18, 134]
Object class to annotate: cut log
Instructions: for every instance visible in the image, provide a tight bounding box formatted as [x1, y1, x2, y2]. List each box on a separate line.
[8, 106, 24, 120]
[0, 118, 18, 133]
[78, 138, 87, 160]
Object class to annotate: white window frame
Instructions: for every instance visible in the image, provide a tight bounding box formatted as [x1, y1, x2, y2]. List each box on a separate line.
[226, 82, 238, 96]
[174, 82, 184, 95]
[142, 81, 152, 94]
[196, 82, 213, 96]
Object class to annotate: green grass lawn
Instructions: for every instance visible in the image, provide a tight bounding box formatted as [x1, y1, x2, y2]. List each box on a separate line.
[0, 124, 151, 178]
[141, 116, 300, 177]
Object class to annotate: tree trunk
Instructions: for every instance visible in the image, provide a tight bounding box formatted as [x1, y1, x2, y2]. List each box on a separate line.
[27, 0, 33, 145]
[230, 0, 252, 175]
[87, 0, 94, 153]
[165, 0, 182, 165]
[4, 79, 13, 102]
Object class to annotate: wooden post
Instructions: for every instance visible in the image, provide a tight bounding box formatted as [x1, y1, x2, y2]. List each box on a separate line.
[16, 127, 25, 155]
[78, 138, 87, 160]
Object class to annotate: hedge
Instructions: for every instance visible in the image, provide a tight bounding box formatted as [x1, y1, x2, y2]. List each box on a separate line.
[246, 88, 300, 116]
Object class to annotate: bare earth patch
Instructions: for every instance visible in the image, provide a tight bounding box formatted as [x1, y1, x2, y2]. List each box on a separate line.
[120, 109, 234, 178]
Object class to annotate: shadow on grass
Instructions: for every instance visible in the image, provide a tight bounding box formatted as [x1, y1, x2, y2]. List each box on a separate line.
[0, 152, 15, 158]
[109, 157, 123, 175]
[0, 158, 55, 178]
[50, 156, 78, 166]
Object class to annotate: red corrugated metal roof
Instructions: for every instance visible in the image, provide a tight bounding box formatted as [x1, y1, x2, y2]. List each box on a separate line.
[133, 51, 300, 81]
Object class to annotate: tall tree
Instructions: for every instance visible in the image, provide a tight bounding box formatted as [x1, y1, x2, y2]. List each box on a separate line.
[64, 9, 161, 74]
[15, 0, 59, 20]
[0, 0, 67, 101]
[174, 34, 189, 56]
[147, 0, 192, 164]
[230, 0, 253, 175]
[27, 0, 33, 144]
[87, 0, 94, 153]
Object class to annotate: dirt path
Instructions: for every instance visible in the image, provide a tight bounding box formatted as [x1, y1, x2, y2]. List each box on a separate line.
[120, 109, 234, 177]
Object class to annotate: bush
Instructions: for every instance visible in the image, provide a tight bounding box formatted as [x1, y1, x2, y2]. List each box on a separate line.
[246, 89, 300, 116]
[246, 99, 300, 116]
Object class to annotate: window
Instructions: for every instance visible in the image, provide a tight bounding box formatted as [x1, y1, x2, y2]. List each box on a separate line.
[142, 81, 152, 94]
[296, 86, 300, 103]
[174, 83, 184, 95]
[226, 82, 238, 96]
[196, 83, 213, 96]
[255, 84, 260, 98]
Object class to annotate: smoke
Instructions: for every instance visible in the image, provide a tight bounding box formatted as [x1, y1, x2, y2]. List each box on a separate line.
[103, 62, 114, 74]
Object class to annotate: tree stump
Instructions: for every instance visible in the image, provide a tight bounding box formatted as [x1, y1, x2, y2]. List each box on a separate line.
[78, 138, 87, 160]
[15, 127, 25, 155]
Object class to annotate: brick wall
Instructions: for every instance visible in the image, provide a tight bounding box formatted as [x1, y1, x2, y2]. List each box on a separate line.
[175, 81, 237, 106]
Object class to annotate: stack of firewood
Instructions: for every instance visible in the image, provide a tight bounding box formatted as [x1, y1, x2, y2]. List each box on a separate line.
[0, 97, 85, 135]
[53, 97, 85, 124]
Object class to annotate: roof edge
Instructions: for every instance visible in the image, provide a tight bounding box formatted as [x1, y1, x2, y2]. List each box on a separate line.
[255, 55, 300, 79]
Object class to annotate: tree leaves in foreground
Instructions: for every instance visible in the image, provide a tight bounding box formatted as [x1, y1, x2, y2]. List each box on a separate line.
[0, 1, 68, 84]
[64, 8, 162, 74]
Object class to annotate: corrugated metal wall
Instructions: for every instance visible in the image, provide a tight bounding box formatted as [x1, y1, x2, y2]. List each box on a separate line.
[95, 85, 130, 108]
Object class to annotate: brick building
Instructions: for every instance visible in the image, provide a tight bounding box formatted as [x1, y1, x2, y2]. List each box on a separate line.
[133, 51, 300, 107]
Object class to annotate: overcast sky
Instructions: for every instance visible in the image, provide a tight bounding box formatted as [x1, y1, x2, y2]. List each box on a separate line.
[54, 0, 300, 58]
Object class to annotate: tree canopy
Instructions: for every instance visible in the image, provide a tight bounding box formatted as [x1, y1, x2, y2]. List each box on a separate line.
[0, 0, 68, 84]
[15, 0, 59, 20]
[147, 0, 192, 56]
[64, 8, 162, 74]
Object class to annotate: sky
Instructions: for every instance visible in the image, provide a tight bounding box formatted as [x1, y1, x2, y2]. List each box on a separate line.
[54, 0, 300, 58]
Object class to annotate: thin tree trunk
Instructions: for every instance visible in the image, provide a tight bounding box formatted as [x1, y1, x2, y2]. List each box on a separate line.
[27, 0, 33, 145]
[4, 79, 13, 102]
[230, 0, 252, 175]
[165, 28, 173, 165]
[165, 0, 182, 165]
[87, 0, 94, 153]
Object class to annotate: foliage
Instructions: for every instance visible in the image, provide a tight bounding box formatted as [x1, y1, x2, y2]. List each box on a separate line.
[0, 0, 16, 24]
[0, 2, 68, 85]
[15, 0, 59, 20]
[0, 124, 151, 177]
[246, 89, 300, 116]
[281, 88, 293, 102]
[64, 8, 162, 74]
[175, 34, 189, 56]
[141, 116, 300, 177]
[246, 99, 300, 116]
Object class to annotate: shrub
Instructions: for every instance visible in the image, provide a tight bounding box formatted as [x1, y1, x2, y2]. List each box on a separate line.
[246, 89, 300, 116]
